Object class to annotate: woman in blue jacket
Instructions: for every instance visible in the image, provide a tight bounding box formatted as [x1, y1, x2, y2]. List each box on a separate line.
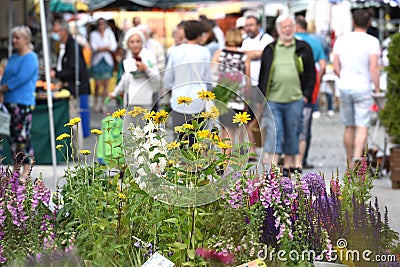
[0, 25, 39, 178]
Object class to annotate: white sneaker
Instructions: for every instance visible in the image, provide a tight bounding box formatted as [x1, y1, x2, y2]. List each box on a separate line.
[328, 110, 335, 117]
[312, 111, 321, 119]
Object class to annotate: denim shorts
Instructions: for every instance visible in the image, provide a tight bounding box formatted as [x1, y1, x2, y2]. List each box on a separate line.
[263, 98, 304, 155]
[339, 89, 373, 127]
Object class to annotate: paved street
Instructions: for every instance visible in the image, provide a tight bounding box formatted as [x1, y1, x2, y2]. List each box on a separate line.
[30, 97, 400, 234]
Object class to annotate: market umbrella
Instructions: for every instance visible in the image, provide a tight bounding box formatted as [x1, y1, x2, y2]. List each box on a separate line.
[50, 0, 89, 13]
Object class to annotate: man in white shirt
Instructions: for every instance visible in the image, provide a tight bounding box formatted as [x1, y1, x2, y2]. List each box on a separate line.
[240, 15, 274, 156]
[163, 20, 211, 132]
[241, 15, 274, 91]
[333, 9, 380, 167]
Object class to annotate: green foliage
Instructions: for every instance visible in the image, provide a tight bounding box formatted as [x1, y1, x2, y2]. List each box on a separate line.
[54, 107, 255, 266]
[51, 110, 400, 267]
[0, 165, 57, 265]
[379, 32, 400, 144]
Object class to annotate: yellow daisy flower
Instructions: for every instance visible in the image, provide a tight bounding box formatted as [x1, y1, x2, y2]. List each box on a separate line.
[70, 117, 81, 125]
[168, 159, 176, 166]
[166, 141, 180, 150]
[191, 143, 205, 151]
[174, 126, 184, 133]
[56, 133, 71, 141]
[118, 193, 126, 200]
[210, 106, 220, 117]
[197, 90, 216, 101]
[91, 129, 103, 135]
[182, 123, 194, 130]
[112, 109, 126, 118]
[197, 129, 210, 139]
[80, 149, 91, 155]
[154, 110, 169, 124]
[64, 122, 74, 127]
[199, 111, 211, 119]
[56, 144, 64, 150]
[210, 133, 220, 142]
[177, 96, 192, 105]
[232, 112, 251, 125]
[143, 111, 156, 121]
[128, 107, 147, 117]
[218, 141, 232, 150]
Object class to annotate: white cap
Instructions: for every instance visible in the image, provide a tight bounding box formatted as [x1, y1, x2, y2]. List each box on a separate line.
[235, 17, 246, 28]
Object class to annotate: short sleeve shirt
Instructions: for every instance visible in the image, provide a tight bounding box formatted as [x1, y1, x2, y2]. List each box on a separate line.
[333, 32, 380, 91]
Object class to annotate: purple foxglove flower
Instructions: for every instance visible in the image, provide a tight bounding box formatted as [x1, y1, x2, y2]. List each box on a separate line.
[301, 173, 326, 195]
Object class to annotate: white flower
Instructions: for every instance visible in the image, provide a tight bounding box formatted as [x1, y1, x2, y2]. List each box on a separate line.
[133, 149, 141, 159]
[149, 162, 159, 173]
[137, 156, 146, 164]
[149, 147, 160, 159]
[138, 181, 146, 189]
[143, 121, 155, 134]
[147, 132, 157, 140]
[142, 142, 151, 151]
[130, 125, 144, 138]
[160, 138, 167, 147]
[158, 157, 167, 171]
[137, 168, 146, 177]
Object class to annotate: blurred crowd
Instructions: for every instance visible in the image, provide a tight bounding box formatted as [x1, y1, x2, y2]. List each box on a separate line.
[0, 9, 393, 178]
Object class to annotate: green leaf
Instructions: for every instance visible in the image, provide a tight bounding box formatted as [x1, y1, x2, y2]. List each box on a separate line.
[164, 218, 179, 224]
[172, 242, 187, 250]
[182, 262, 196, 266]
[187, 249, 196, 260]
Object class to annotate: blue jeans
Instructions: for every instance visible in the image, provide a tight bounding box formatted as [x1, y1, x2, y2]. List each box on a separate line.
[263, 98, 304, 155]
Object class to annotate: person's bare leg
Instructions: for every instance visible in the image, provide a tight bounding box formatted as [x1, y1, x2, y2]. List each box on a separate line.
[101, 79, 110, 113]
[296, 140, 306, 169]
[263, 152, 279, 168]
[353, 126, 368, 160]
[283, 154, 296, 169]
[94, 80, 101, 112]
[343, 126, 355, 166]
[21, 163, 30, 179]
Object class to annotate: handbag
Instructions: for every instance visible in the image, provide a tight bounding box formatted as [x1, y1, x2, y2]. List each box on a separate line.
[0, 104, 11, 138]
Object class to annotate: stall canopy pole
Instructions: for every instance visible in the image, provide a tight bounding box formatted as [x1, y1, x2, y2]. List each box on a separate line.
[8, 0, 13, 57]
[39, 0, 58, 184]
[74, 1, 80, 112]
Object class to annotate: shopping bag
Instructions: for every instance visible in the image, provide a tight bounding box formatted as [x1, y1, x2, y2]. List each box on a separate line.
[96, 115, 124, 165]
[0, 104, 11, 138]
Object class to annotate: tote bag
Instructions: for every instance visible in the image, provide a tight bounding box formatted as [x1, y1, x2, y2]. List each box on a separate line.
[0, 104, 11, 138]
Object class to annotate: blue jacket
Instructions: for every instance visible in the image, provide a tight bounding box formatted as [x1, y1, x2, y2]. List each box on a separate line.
[1, 52, 38, 106]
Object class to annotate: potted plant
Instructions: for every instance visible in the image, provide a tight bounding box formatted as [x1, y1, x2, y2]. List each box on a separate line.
[379, 32, 400, 189]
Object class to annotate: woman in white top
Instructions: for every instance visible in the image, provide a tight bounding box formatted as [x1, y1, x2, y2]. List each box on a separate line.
[90, 18, 118, 113]
[109, 28, 160, 113]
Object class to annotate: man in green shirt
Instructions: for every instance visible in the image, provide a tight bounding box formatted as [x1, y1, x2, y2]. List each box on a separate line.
[258, 14, 315, 176]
